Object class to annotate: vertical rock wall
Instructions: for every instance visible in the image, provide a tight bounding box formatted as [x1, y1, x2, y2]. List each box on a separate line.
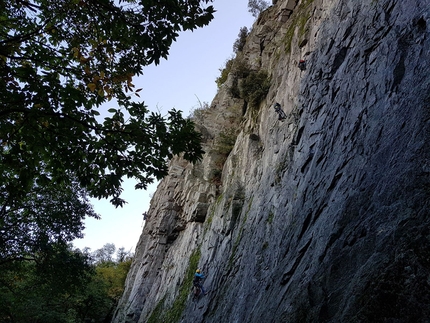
[113, 0, 430, 322]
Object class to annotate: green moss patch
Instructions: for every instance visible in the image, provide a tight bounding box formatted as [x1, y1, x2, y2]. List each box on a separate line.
[147, 249, 201, 323]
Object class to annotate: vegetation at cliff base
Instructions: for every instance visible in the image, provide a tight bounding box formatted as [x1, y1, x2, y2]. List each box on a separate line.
[0, 243, 132, 323]
[147, 249, 201, 323]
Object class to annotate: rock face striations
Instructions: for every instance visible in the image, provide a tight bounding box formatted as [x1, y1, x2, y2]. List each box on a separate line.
[112, 0, 430, 322]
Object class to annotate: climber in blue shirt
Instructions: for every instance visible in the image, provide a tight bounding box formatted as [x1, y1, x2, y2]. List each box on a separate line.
[193, 269, 207, 295]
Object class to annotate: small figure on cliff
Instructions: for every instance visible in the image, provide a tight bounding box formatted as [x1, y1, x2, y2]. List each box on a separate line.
[193, 269, 207, 296]
[298, 59, 307, 71]
[273, 102, 287, 121]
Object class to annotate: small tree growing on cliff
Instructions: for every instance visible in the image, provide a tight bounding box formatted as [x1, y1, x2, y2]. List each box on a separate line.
[216, 58, 234, 88]
[248, 0, 270, 18]
[240, 70, 271, 109]
[233, 27, 249, 53]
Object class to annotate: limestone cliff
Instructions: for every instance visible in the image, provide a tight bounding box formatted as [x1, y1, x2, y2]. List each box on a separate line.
[112, 0, 430, 322]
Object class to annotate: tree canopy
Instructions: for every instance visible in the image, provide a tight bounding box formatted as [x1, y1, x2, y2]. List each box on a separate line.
[0, 176, 98, 263]
[0, 0, 214, 207]
[248, 0, 270, 18]
[0, 243, 133, 323]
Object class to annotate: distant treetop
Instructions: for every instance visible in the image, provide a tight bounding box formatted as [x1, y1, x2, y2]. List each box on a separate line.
[248, 0, 270, 18]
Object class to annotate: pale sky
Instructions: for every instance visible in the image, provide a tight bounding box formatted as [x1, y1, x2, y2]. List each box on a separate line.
[73, 0, 256, 253]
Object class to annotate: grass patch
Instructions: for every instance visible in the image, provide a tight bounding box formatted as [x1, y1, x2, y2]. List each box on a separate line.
[204, 207, 215, 234]
[298, 11, 311, 39]
[216, 58, 234, 88]
[267, 211, 274, 224]
[209, 169, 222, 186]
[228, 214, 248, 268]
[147, 249, 201, 323]
[284, 22, 296, 54]
[216, 193, 224, 204]
[210, 128, 240, 185]
[214, 128, 238, 156]
[228, 196, 253, 267]
[147, 296, 166, 323]
[283, 0, 315, 54]
[275, 156, 289, 184]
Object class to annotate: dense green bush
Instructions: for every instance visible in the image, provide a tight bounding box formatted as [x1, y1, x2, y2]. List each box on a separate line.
[210, 128, 240, 185]
[214, 128, 239, 157]
[210, 168, 223, 185]
[228, 60, 252, 98]
[219, 57, 270, 108]
[216, 58, 234, 88]
[240, 70, 271, 109]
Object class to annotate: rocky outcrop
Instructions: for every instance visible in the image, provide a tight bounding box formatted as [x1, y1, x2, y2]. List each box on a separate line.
[113, 0, 430, 322]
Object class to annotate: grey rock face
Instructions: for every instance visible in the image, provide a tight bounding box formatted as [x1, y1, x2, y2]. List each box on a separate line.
[113, 0, 430, 322]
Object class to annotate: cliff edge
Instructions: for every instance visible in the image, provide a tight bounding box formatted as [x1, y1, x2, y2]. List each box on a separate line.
[113, 0, 430, 322]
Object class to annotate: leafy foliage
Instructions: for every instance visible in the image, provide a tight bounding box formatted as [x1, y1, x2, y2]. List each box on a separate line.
[91, 242, 117, 264]
[216, 26, 250, 89]
[0, 243, 133, 323]
[0, 178, 98, 263]
[220, 57, 270, 109]
[233, 26, 249, 53]
[0, 244, 93, 323]
[214, 128, 239, 157]
[240, 70, 271, 109]
[0, 0, 214, 207]
[0, 2, 213, 320]
[189, 100, 210, 124]
[228, 59, 252, 98]
[248, 0, 270, 18]
[215, 58, 234, 88]
[210, 128, 239, 185]
[86, 245, 133, 322]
